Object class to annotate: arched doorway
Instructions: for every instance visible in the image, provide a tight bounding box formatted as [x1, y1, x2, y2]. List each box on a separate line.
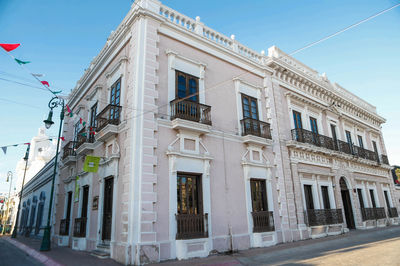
[340, 177, 355, 229]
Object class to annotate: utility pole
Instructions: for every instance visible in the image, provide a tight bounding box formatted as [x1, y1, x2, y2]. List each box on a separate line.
[11, 144, 30, 238]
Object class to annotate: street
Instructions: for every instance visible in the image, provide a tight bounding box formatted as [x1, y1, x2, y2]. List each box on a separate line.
[1, 226, 400, 265]
[0, 237, 42, 266]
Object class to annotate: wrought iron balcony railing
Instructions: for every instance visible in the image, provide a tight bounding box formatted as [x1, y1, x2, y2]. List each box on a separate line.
[73, 217, 87, 238]
[59, 218, 70, 236]
[252, 211, 274, 232]
[170, 99, 212, 125]
[381, 155, 389, 165]
[75, 127, 96, 150]
[241, 118, 272, 139]
[291, 128, 385, 164]
[388, 207, 398, 218]
[96, 104, 122, 132]
[361, 207, 386, 221]
[304, 209, 344, 226]
[62, 141, 76, 160]
[176, 213, 208, 240]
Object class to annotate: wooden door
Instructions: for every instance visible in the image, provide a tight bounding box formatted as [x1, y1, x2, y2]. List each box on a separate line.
[102, 177, 113, 241]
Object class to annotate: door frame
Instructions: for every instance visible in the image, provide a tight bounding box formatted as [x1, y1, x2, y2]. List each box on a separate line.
[339, 177, 356, 229]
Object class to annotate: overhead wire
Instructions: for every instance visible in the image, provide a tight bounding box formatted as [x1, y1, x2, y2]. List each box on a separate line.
[289, 3, 400, 55]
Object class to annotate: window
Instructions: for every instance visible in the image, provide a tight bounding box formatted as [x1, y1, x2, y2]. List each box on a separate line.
[384, 191, 391, 209]
[357, 135, 364, 148]
[321, 186, 331, 209]
[250, 179, 268, 212]
[304, 185, 314, 210]
[175, 71, 199, 102]
[177, 174, 202, 214]
[66, 191, 73, 220]
[109, 79, 121, 122]
[242, 94, 259, 120]
[345, 130, 352, 145]
[331, 124, 338, 149]
[73, 121, 81, 143]
[310, 117, 318, 134]
[90, 103, 97, 128]
[369, 189, 376, 208]
[110, 79, 121, 106]
[81, 186, 89, 218]
[372, 141, 378, 154]
[357, 189, 365, 209]
[293, 111, 302, 129]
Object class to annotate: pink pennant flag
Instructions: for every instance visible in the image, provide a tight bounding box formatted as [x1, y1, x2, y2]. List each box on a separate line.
[0, 43, 20, 52]
[41, 81, 50, 87]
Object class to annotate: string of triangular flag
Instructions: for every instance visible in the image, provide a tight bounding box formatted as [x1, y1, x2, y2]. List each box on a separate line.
[0, 137, 65, 155]
[64, 104, 96, 137]
[0, 43, 62, 96]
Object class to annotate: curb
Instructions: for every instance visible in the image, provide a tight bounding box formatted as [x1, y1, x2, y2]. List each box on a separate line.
[4, 237, 63, 266]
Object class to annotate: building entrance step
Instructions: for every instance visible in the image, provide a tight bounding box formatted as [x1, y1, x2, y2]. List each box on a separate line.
[90, 249, 110, 259]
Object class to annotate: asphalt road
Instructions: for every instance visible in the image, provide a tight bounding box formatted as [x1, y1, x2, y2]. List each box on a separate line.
[0, 237, 42, 266]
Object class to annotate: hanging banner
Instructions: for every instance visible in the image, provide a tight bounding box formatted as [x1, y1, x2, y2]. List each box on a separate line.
[74, 176, 80, 202]
[83, 156, 100, 173]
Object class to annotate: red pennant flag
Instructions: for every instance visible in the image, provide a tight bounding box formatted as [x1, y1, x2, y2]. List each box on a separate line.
[41, 81, 50, 87]
[24, 142, 30, 145]
[66, 105, 71, 113]
[0, 43, 20, 52]
[60, 137, 65, 141]
[79, 118, 83, 124]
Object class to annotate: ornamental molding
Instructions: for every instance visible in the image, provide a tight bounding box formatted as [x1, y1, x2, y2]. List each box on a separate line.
[267, 47, 385, 127]
[288, 145, 390, 178]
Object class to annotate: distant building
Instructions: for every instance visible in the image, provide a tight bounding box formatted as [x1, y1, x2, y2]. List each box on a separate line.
[16, 156, 57, 237]
[11, 127, 56, 233]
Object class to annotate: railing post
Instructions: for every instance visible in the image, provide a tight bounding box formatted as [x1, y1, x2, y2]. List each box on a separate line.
[194, 16, 204, 36]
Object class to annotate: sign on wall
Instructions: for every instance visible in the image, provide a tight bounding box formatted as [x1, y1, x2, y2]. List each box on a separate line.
[92, 196, 99, 210]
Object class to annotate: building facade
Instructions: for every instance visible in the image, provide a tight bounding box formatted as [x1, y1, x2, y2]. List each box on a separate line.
[54, 0, 398, 264]
[17, 156, 56, 237]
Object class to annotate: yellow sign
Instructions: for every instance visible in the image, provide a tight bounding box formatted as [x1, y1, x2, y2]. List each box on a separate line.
[83, 156, 100, 173]
[395, 169, 400, 180]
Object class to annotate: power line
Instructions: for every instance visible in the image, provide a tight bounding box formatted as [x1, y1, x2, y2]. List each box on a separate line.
[289, 3, 400, 55]
[0, 97, 43, 110]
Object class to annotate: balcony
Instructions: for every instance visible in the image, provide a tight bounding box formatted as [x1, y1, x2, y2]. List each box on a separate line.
[75, 127, 96, 155]
[176, 213, 208, 240]
[73, 217, 87, 238]
[304, 209, 344, 226]
[62, 141, 77, 165]
[381, 155, 389, 165]
[170, 99, 212, 134]
[388, 207, 398, 218]
[240, 118, 272, 146]
[291, 128, 385, 164]
[361, 207, 386, 221]
[95, 104, 122, 142]
[252, 211, 274, 233]
[59, 218, 70, 236]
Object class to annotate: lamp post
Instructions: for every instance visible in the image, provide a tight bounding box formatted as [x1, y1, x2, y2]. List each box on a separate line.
[40, 96, 64, 251]
[1, 171, 13, 235]
[11, 145, 30, 238]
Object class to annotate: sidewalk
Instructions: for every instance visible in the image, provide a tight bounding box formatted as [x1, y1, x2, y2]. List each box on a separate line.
[3, 235, 122, 266]
[4, 226, 400, 265]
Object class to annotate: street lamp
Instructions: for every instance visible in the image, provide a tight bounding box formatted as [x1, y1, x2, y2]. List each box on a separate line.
[40, 96, 64, 251]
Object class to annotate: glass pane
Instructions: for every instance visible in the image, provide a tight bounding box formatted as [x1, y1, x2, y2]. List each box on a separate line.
[178, 75, 186, 98]
[189, 78, 198, 102]
[250, 99, 258, 119]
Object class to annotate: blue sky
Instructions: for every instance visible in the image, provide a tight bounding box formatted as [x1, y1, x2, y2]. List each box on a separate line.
[0, 0, 399, 192]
